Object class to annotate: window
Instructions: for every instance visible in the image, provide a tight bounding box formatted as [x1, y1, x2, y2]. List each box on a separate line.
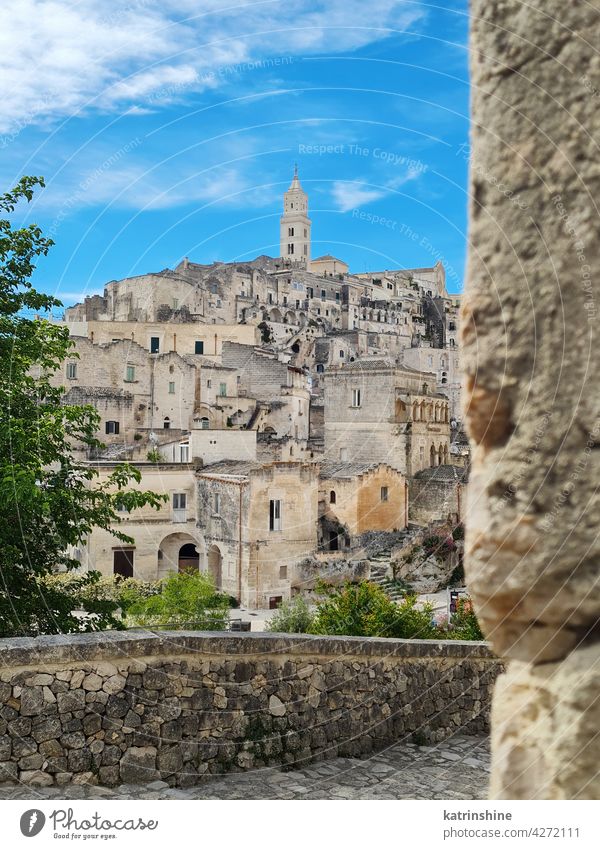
[163, 417, 170, 429]
[219, 382, 227, 397]
[213, 493, 221, 515]
[304, 245, 307, 255]
[335, 292, 340, 301]
[339, 350, 344, 358]
[200, 417, 209, 429]
[113, 549, 134, 578]
[288, 227, 294, 236]
[321, 289, 326, 300]
[330, 490, 336, 504]
[105, 421, 119, 435]
[207, 379, 212, 389]
[351, 388, 361, 408]
[269, 498, 282, 531]
[195, 340, 204, 355]
[66, 362, 77, 379]
[340, 447, 348, 461]
[150, 337, 160, 354]
[168, 381, 175, 394]
[279, 565, 288, 580]
[173, 493, 186, 510]
[304, 228, 307, 237]
[179, 444, 189, 462]
[381, 486, 389, 502]
[307, 287, 313, 299]
[287, 243, 294, 255]
[172, 298, 179, 309]
[123, 365, 135, 382]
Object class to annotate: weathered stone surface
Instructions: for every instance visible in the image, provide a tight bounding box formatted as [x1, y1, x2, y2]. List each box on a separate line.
[491, 644, 600, 799]
[20, 687, 44, 716]
[0, 631, 499, 788]
[464, 0, 600, 662]
[57, 690, 85, 713]
[268, 695, 286, 717]
[120, 747, 158, 783]
[465, 0, 600, 802]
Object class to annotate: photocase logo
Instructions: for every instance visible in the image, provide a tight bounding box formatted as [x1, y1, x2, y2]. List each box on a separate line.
[20, 810, 46, 837]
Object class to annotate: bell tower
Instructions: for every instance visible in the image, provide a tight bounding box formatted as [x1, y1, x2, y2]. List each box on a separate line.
[280, 165, 311, 264]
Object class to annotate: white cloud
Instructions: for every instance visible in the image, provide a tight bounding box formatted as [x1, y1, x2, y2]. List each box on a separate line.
[331, 182, 386, 212]
[0, 0, 426, 133]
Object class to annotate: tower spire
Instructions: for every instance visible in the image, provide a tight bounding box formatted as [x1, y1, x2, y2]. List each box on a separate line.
[280, 166, 311, 264]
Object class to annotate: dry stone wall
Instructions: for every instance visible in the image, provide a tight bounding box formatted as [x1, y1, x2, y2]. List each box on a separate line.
[0, 631, 500, 788]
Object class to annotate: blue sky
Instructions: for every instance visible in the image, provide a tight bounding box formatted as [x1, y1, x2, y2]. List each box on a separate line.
[1, 1, 470, 304]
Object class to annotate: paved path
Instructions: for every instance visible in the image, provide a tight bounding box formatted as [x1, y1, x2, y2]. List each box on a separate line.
[0, 735, 489, 800]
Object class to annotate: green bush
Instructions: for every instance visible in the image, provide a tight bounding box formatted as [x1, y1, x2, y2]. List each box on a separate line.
[267, 596, 315, 634]
[310, 581, 438, 640]
[126, 571, 230, 630]
[446, 598, 484, 641]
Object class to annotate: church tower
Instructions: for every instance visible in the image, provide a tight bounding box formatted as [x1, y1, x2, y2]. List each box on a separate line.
[280, 165, 311, 264]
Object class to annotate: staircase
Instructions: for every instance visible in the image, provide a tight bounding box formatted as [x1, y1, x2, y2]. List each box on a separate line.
[367, 545, 409, 603]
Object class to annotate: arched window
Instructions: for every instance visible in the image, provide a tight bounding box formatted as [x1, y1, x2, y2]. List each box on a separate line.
[330, 490, 336, 504]
[163, 417, 170, 429]
[200, 417, 209, 430]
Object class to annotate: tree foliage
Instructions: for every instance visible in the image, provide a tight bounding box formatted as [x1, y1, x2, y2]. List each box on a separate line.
[0, 177, 166, 636]
[310, 581, 438, 639]
[266, 595, 315, 634]
[126, 571, 231, 630]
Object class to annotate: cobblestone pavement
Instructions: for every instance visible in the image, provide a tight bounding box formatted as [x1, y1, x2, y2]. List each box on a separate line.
[0, 735, 489, 800]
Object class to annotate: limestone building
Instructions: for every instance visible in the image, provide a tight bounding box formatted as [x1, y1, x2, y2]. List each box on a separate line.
[323, 359, 450, 476]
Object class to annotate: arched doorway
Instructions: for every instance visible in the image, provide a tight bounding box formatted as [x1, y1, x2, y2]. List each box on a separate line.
[207, 545, 222, 589]
[158, 532, 205, 579]
[178, 543, 199, 572]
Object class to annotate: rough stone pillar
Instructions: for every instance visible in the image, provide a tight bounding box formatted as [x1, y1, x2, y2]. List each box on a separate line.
[462, 1, 600, 799]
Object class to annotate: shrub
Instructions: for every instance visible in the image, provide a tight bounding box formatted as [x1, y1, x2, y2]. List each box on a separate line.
[446, 598, 484, 641]
[267, 596, 314, 634]
[451, 522, 465, 541]
[126, 571, 230, 630]
[310, 581, 438, 639]
[422, 534, 456, 562]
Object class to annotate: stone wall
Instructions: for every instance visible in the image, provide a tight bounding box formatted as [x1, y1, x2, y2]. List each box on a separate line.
[0, 632, 500, 788]
[465, 0, 600, 799]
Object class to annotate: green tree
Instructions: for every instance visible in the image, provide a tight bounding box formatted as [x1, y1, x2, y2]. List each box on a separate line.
[0, 177, 166, 636]
[126, 571, 230, 630]
[267, 595, 315, 634]
[310, 581, 438, 639]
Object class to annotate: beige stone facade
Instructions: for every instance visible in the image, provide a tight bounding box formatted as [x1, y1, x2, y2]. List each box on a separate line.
[319, 463, 408, 542]
[323, 359, 450, 475]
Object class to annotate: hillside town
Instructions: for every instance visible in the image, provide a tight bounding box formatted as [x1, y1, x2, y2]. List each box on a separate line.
[56, 168, 467, 611]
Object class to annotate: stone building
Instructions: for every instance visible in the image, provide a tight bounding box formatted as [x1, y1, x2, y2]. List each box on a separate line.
[79, 463, 202, 581]
[408, 464, 467, 526]
[196, 460, 319, 607]
[323, 359, 450, 475]
[319, 462, 407, 551]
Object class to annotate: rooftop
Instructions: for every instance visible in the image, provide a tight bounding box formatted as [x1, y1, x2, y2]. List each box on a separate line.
[413, 464, 468, 483]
